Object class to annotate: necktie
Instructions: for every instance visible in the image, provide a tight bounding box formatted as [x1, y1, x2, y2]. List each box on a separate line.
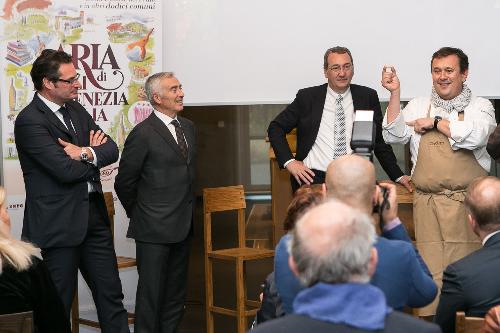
[59, 106, 78, 142]
[171, 119, 188, 159]
[333, 95, 347, 159]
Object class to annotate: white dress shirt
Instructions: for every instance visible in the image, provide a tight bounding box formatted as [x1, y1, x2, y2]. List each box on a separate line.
[301, 86, 354, 172]
[153, 109, 188, 146]
[382, 96, 496, 174]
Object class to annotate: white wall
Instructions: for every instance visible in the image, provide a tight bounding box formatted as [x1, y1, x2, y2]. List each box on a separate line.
[164, 0, 500, 104]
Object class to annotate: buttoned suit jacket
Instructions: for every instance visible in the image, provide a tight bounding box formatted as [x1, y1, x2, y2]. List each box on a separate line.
[14, 93, 118, 248]
[268, 83, 403, 180]
[435, 232, 500, 333]
[115, 112, 196, 244]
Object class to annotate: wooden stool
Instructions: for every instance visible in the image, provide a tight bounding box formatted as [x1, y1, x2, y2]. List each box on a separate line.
[203, 185, 274, 333]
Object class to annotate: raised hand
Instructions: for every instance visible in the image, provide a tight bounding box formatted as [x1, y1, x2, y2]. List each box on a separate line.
[381, 66, 400, 92]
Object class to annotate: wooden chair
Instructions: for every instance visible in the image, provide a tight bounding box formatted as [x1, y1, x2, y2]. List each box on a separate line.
[203, 185, 275, 333]
[71, 192, 136, 332]
[0, 311, 33, 333]
[456, 311, 485, 333]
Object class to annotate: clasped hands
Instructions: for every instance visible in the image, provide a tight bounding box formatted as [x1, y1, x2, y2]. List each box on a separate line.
[58, 130, 107, 161]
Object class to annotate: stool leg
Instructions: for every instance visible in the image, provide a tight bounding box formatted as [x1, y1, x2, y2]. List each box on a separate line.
[205, 257, 214, 333]
[236, 259, 246, 333]
[71, 288, 79, 333]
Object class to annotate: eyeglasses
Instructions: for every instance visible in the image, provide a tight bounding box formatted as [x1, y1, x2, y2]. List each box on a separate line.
[54, 73, 80, 84]
[327, 64, 353, 73]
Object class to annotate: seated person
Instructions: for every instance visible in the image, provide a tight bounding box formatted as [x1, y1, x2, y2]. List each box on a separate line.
[0, 187, 70, 333]
[275, 155, 437, 312]
[274, 187, 325, 314]
[435, 176, 500, 333]
[252, 200, 440, 333]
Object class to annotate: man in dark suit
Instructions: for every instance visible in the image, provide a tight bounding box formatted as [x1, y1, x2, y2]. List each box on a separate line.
[487, 124, 500, 163]
[14, 49, 129, 333]
[252, 200, 441, 333]
[434, 176, 500, 333]
[268, 46, 411, 193]
[115, 72, 195, 333]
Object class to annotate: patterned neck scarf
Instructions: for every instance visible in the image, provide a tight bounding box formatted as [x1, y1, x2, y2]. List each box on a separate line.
[430, 84, 472, 113]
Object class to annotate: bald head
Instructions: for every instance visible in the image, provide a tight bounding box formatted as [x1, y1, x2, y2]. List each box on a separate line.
[291, 200, 376, 286]
[325, 155, 376, 213]
[464, 176, 500, 233]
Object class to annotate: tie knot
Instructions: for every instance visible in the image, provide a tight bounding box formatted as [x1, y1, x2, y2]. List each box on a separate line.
[336, 95, 343, 104]
[59, 106, 69, 115]
[171, 119, 180, 128]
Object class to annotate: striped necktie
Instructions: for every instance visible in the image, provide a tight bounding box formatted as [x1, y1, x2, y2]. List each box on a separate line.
[333, 95, 347, 159]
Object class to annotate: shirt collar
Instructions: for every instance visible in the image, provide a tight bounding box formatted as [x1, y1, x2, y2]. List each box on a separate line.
[327, 85, 351, 100]
[483, 230, 500, 246]
[154, 109, 178, 126]
[37, 93, 64, 113]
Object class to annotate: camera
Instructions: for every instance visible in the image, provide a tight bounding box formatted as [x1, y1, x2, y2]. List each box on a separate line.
[350, 110, 375, 161]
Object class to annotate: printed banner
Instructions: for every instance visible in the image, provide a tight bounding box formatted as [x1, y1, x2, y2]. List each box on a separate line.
[1, 0, 162, 225]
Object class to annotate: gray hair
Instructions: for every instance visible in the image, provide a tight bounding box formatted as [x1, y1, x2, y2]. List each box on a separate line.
[290, 200, 376, 287]
[144, 72, 175, 104]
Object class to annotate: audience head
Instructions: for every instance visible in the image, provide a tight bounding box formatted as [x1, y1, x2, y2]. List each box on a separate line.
[144, 72, 184, 116]
[464, 176, 500, 238]
[325, 155, 377, 215]
[284, 185, 325, 232]
[323, 46, 354, 93]
[431, 47, 468, 100]
[0, 187, 10, 236]
[482, 305, 500, 333]
[289, 200, 377, 287]
[0, 187, 38, 273]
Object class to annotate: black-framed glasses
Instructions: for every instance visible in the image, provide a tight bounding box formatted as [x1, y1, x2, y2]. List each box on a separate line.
[54, 73, 80, 84]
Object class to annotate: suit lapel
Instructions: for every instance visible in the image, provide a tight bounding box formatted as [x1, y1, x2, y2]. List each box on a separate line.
[310, 84, 328, 137]
[179, 117, 194, 163]
[149, 113, 186, 160]
[34, 94, 75, 142]
[350, 84, 364, 111]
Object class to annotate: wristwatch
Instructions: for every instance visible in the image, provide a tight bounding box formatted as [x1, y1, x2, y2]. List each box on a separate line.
[80, 147, 89, 162]
[434, 116, 442, 129]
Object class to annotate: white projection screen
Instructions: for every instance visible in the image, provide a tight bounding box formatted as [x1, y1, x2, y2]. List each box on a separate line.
[163, 0, 500, 105]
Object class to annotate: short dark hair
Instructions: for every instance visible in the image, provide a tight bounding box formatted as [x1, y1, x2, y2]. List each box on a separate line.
[30, 49, 73, 91]
[323, 46, 353, 70]
[431, 47, 469, 73]
[464, 176, 500, 233]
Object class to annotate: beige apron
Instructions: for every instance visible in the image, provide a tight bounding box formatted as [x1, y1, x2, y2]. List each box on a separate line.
[412, 106, 486, 315]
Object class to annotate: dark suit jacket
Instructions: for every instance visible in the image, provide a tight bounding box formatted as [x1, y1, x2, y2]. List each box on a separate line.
[14, 94, 118, 248]
[435, 232, 500, 333]
[250, 312, 441, 333]
[268, 83, 404, 180]
[115, 112, 196, 244]
[487, 123, 500, 162]
[0, 257, 71, 333]
[373, 225, 437, 309]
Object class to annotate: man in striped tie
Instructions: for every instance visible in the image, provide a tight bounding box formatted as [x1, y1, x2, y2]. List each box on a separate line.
[268, 46, 411, 193]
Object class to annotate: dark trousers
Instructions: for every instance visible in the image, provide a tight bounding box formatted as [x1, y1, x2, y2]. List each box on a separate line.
[135, 238, 191, 333]
[41, 193, 129, 333]
[290, 169, 326, 193]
